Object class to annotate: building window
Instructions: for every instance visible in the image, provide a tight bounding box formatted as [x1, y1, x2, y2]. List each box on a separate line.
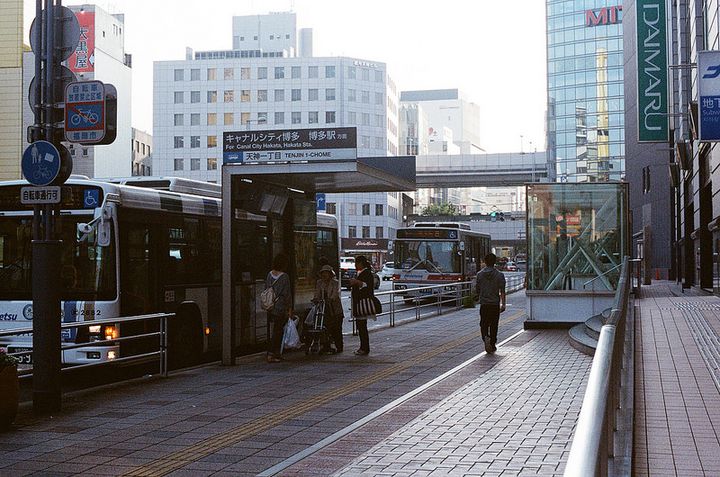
[191, 158, 200, 170]
[375, 204, 383, 216]
[308, 89, 318, 101]
[82, 148, 88, 157]
[348, 226, 357, 238]
[207, 90, 217, 103]
[274, 67, 285, 79]
[258, 67, 267, 79]
[326, 88, 336, 101]
[71, 147, 76, 156]
[348, 66, 356, 79]
[376, 227, 383, 239]
[362, 226, 370, 238]
[362, 203, 370, 215]
[207, 136, 217, 148]
[190, 136, 200, 148]
[326, 202, 336, 215]
[272, 89, 284, 102]
[309, 111, 319, 124]
[240, 67, 250, 79]
[224, 68, 234, 80]
[241, 112, 251, 125]
[308, 66, 318, 78]
[174, 158, 184, 170]
[258, 112, 268, 124]
[190, 91, 200, 103]
[362, 113, 370, 126]
[291, 89, 301, 101]
[174, 114, 183, 126]
[224, 113, 234, 125]
[207, 68, 216, 80]
[291, 66, 301, 79]
[291, 112, 301, 124]
[224, 90, 234, 102]
[206, 113, 216, 125]
[325, 65, 336, 78]
[174, 69, 184, 81]
[326, 111, 336, 123]
[174, 91, 183, 104]
[361, 68, 369, 81]
[348, 203, 357, 215]
[240, 90, 250, 102]
[348, 111, 356, 123]
[348, 89, 356, 102]
[207, 157, 217, 170]
[361, 91, 369, 103]
[190, 69, 200, 81]
[375, 70, 383, 82]
[174, 136, 184, 148]
[274, 112, 285, 124]
[257, 90, 268, 102]
[375, 92, 383, 105]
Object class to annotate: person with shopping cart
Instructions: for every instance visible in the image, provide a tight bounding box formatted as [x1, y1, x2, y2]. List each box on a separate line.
[312, 265, 344, 354]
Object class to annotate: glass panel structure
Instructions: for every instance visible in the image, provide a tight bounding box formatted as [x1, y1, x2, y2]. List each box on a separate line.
[546, 1, 625, 182]
[527, 183, 628, 291]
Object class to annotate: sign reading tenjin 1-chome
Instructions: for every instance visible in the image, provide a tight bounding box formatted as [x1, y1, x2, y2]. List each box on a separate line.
[636, 0, 668, 142]
[223, 127, 357, 163]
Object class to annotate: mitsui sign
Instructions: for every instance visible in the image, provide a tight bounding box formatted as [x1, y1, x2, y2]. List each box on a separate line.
[636, 0, 669, 142]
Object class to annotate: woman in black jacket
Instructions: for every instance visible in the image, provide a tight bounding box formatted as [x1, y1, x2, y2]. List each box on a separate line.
[348, 255, 374, 355]
[266, 253, 292, 363]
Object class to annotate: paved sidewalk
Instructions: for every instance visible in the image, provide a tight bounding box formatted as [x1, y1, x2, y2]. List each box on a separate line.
[279, 330, 592, 477]
[634, 282, 720, 477]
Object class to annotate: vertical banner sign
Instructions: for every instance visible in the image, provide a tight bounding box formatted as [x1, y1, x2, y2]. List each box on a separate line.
[699, 51, 720, 142]
[636, 0, 668, 142]
[69, 11, 95, 73]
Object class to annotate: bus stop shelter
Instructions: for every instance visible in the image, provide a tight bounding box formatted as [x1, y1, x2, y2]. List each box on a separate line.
[221, 157, 416, 364]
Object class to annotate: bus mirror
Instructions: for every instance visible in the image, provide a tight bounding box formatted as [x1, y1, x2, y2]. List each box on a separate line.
[77, 223, 93, 235]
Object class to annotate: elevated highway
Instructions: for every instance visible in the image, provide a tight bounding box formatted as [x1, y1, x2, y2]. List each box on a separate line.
[415, 151, 548, 188]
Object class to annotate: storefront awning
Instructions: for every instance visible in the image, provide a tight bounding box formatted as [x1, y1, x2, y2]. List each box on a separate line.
[221, 157, 416, 193]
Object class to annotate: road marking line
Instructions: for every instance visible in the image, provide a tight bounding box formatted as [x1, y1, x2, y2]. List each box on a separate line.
[124, 310, 526, 477]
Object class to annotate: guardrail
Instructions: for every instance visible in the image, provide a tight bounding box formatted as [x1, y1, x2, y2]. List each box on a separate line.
[0, 313, 174, 379]
[351, 273, 525, 333]
[564, 257, 635, 477]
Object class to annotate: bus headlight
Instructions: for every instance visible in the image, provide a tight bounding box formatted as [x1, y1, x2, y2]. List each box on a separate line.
[103, 325, 118, 341]
[107, 351, 117, 360]
[88, 325, 101, 334]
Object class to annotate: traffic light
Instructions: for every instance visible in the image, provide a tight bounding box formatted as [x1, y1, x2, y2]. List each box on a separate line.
[490, 211, 505, 222]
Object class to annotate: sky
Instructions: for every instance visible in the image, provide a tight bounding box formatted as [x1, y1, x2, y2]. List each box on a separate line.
[22, 0, 547, 154]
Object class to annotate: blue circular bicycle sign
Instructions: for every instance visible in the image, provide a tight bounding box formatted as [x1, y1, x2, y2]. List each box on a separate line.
[22, 140, 61, 186]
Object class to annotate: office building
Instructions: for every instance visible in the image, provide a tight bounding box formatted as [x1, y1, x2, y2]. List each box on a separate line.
[21, 4, 133, 178]
[546, 2, 625, 182]
[131, 128, 152, 176]
[153, 12, 403, 266]
[0, 0, 23, 180]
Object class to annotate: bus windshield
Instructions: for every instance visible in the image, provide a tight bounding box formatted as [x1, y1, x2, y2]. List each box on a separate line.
[395, 240, 461, 274]
[0, 216, 116, 300]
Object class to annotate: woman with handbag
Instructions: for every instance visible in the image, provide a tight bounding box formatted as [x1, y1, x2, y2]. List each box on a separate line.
[266, 253, 292, 363]
[349, 255, 374, 356]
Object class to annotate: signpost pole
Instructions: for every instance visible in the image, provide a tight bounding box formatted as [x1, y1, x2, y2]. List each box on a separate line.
[32, 0, 62, 414]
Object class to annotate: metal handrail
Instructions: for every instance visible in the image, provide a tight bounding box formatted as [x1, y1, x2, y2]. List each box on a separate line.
[582, 262, 624, 289]
[564, 257, 634, 477]
[0, 312, 174, 378]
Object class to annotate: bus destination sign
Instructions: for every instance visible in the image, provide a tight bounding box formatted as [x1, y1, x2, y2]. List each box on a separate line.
[223, 127, 357, 163]
[396, 229, 459, 240]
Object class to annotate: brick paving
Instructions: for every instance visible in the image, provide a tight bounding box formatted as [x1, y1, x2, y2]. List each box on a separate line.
[279, 330, 592, 477]
[634, 282, 720, 477]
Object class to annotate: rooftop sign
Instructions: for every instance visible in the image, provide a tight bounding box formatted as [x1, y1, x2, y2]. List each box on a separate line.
[585, 6, 623, 27]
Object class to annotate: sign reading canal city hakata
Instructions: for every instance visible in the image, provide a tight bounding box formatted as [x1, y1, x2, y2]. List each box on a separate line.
[223, 127, 357, 163]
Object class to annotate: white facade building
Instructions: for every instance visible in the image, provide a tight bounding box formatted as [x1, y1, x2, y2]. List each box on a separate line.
[21, 4, 132, 178]
[153, 12, 404, 266]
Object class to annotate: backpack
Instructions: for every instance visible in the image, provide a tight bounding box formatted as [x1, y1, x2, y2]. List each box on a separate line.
[260, 276, 279, 311]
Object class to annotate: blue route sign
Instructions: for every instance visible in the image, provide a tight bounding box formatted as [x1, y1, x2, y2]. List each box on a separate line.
[22, 141, 61, 186]
[65, 80, 106, 144]
[316, 193, 326, 211]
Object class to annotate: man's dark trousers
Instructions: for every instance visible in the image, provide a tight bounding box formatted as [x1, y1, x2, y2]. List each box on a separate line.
[480, 304, 500, 346]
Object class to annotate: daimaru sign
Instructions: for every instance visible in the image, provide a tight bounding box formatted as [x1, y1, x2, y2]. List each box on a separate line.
[636, 0, 669, 142]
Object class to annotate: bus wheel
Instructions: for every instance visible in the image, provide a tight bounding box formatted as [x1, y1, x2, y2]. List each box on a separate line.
[167, 303, 203, 370]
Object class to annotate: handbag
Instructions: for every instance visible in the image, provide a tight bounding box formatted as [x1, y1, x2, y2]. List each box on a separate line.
[355, 296, 382, 317]
[260, 286, 276, 311]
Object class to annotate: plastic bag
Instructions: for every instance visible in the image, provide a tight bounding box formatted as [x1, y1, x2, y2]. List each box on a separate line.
[305, 304, 317, 327]
[282, 317, 301, 352]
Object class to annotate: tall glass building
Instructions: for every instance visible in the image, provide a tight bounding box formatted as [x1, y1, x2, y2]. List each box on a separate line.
[546, 1, 625, 182]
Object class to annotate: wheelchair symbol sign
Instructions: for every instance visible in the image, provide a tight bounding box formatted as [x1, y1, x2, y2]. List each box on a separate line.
[83, 189, 100, 208]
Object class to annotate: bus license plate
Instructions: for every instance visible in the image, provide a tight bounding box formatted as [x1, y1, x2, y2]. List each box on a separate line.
[9, 347, 32, 365]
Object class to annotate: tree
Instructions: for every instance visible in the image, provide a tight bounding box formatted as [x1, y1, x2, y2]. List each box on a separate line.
[421, 203, 459, 216]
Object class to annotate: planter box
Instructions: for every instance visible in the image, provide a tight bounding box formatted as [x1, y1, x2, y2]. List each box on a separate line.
[0, 365, 19, 429]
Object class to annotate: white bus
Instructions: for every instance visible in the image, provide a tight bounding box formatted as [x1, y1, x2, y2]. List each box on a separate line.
[0, 177, 341, 367]
[392, 223, 491, 303]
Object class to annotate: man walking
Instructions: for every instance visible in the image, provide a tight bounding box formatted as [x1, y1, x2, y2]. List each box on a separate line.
[476, 253, 506, 354]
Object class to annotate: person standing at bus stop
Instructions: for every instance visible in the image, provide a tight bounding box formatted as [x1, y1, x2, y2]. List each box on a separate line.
[266, 253, 292, 363]
[476, 253, 506, 354]
[349, 255, 374, 356]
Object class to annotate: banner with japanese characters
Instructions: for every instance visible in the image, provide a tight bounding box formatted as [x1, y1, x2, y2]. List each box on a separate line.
[699, 50, 720, 142]
[223, 127, 357, 163]
[69, 11, 95, 73]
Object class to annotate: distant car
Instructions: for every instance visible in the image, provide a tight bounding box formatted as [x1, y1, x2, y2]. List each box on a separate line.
[378, 262, 397, 281]
[504, 261, 518, 272]
[340, 257, 380, 290]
